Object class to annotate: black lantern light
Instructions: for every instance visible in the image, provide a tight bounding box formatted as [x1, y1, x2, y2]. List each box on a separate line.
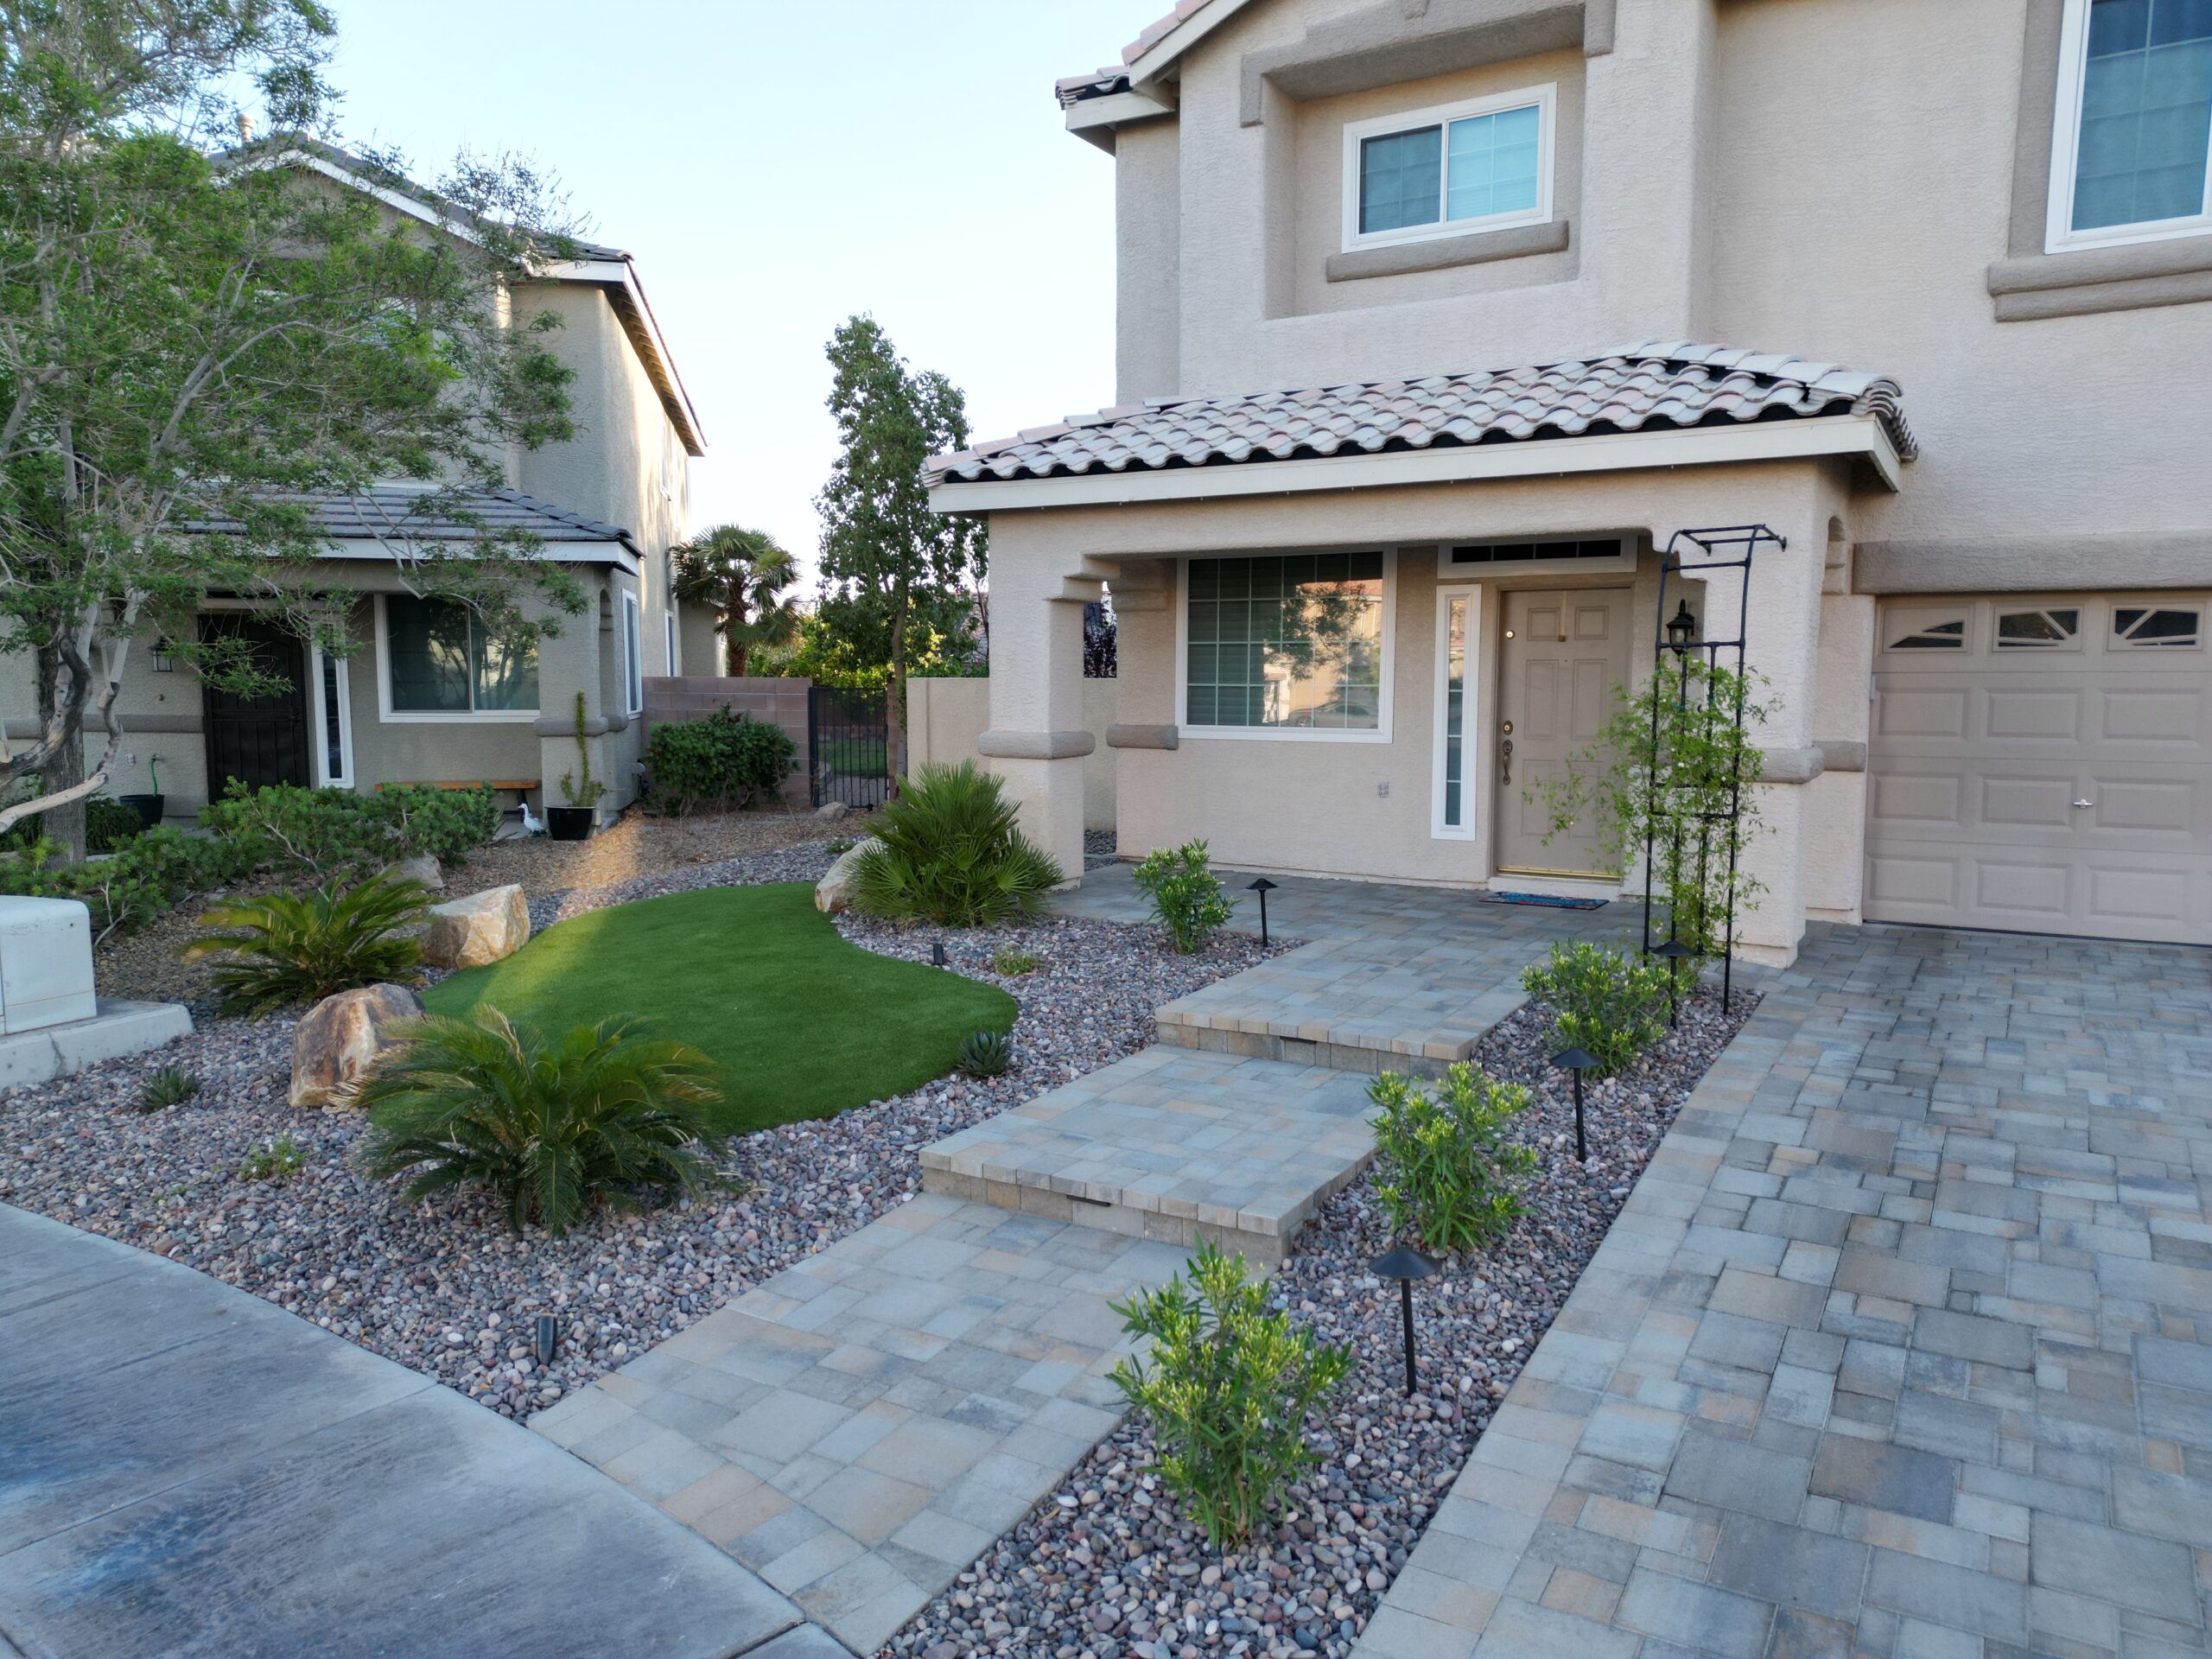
[534, 1314, 561, 1367]
[1667, 599, 1699, 651]
[931, 941, 948, 969]
[1653, 938, 1696, 1027]
[1370, 1244, 1439, 1396]
[1246, 876, 1278, 946]
[1551, 1046, 1600, 1161]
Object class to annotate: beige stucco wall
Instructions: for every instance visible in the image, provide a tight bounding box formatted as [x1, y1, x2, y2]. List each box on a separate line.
[908, 676, 1120, 834]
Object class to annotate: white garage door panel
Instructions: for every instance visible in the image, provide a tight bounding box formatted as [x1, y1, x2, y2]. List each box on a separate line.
[1866, 594, 2211, 945]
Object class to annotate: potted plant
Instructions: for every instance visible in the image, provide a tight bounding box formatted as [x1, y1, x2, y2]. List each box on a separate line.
[118, 757, 164, 828]
[549, 693, 605, 841]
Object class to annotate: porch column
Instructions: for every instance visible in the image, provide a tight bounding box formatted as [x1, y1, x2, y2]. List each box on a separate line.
[532, 577, 620, 823]
[978, 518, 1098, 886]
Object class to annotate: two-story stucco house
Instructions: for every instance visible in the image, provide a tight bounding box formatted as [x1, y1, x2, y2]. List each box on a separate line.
[2, 143, 714, 828]
[930, 0, 2212, 961]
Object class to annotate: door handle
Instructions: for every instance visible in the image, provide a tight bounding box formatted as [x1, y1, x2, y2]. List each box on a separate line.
[2071, 798, 2094, 810]
[1501, 737, 1513, 786]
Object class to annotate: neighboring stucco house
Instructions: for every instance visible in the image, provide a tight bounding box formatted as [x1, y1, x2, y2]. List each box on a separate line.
[2, 144, 713, 827]
[931, 0, 2212, 961]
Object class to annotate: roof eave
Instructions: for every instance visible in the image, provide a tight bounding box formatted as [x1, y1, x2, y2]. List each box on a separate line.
[928, 415, 1905, 516]
[537, 257, 707, 457]
[1065, 87, 1179, 150]
[314, 536, 641, 574]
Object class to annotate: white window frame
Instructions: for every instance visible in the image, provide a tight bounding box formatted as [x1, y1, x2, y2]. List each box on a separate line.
[1341, 84, 1556, 253]
[2045, 0, 2212, 253]
[664, 607, 679, 677]
[622, 589, 645, 716]
[308, 643, 356, 788]
[373, 594, 540, 724]
[1435, 536, 1634, 582]
[1430, 586, 1482, 841]
[1175, 550, 1396, 744]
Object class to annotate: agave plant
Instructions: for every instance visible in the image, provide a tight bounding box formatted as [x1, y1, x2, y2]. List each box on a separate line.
[180, 872, 430, 1017]
[849, 761, 1061, 926]
[355, 1007, 728, 1237]
[956, 1027, 1014, 1078]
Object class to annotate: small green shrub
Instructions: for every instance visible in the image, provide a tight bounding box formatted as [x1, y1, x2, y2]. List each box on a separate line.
[356, 1007, 729, 1237]
[1132, 840, 1235, 954]
[849, 762, 1061, 926]
[1368, 1063, 1537, 1255]
[85, 796, 149, 853]
[1520, 941, 1671, 1078]
[238, 1133, 304, 1184]
[989, 946, 1040, 976]
[179, 871, 431, 1017]
[1109, 1238, 1352, 1547]
[199, 781, 500, 882]
[137, 1066, 201, 1112]
[823, 836, 857, 855]
[956, 1027, 1014, 1077]
[370, 785, 504, 865]
[0, 823, 262, 944]
[644, 707, 797, 816]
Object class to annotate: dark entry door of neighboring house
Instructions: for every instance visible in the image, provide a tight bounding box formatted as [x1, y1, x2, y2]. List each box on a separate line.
[200, 613, 313, 795]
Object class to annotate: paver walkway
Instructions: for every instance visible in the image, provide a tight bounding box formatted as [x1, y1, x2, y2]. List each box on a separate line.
[1357, 923, 2212, 1659]
[0, 1205, 817, 1659]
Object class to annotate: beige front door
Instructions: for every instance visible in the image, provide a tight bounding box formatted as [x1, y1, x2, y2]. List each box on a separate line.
[1495, 588, 1633, 877]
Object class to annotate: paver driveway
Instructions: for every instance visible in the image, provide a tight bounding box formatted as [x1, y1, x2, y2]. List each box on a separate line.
[1361, 922, 2212, 1659]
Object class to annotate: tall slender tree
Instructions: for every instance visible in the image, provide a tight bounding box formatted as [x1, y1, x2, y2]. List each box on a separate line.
[669, 524, 799, 676]
[814, 315, 985, 784]
[0, 3, 584, 856]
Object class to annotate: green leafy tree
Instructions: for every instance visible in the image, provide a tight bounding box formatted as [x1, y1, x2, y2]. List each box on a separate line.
[669, 524, 799, 676]
[814, 315, 985, 781]
[0, 3, 585, 858]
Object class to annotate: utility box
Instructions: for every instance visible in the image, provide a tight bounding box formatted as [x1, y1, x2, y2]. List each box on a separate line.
[0, 896, 99, 1033]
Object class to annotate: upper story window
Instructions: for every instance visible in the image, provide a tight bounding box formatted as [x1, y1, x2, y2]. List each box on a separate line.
[2048, 0, 2212, 251]
[1343, 86, 1554, 251]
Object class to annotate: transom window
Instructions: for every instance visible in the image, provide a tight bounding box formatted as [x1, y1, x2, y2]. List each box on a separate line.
[1344, 86, 1554, 250]
[1448, 538, 1625, 568]
[2049, 0, 2212, 250]
[1996, 607, 2082, 646]
[1185, 553, 1386, 734]
[2113, 604, 2202, 645]
[1887, 615, 1967, 650]
[381, 594, 538, 718]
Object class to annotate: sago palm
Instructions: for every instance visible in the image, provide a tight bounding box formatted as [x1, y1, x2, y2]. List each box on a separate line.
[670, 524, 801, 676]
[355, 1007, 728, 1236]
[180, 871, 430, 1016]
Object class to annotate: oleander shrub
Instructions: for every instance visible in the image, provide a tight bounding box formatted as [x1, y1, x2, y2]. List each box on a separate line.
[1131, 840, 1235, 954]
[180, 871, 432, 1017]
[848, 762, 1061, 926]
[1109, 1238, 1352, 1547]
[643, 708, 797, 815]
[1368, 1062, 1537, 1255]
[1520, 941, 1672, 1078]
[356, 1008, 728, 1237]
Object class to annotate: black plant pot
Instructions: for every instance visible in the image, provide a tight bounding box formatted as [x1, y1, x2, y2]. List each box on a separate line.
[546, 807, 594, 842]
[117, 793, 164, 829]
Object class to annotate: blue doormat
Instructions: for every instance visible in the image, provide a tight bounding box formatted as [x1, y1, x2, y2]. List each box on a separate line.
[1487, 890, 1608, 910]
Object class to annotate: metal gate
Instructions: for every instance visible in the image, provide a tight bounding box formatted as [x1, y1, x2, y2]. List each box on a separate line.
[807, 685, 893, 809]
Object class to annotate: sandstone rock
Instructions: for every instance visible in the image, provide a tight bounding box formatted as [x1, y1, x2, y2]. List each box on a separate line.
[420, 884, 531, 969]
[812, 799, 849, 822]
[385, 854, 444, 893]
[290, 982, 423, 1109]
[813, 836, 880, 913]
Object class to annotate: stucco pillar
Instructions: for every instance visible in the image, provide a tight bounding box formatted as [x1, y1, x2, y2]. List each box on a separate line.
[979, 518, 1097, 886]
[533, 576, 620, 823]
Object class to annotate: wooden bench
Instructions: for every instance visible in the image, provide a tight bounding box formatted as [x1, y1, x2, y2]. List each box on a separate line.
[379, 779, 541, 793]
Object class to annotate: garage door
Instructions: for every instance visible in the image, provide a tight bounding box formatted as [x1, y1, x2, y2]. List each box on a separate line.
[1865, 593, 2212, 945]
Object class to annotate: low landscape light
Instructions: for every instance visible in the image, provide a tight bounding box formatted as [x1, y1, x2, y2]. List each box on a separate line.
[1370, 1244, 1439, 1396]
[1551, 1046, 1600, 1161]
[1246, 876, 1278, 946]
[1653, 938, 1695, 1027]
[534, 1315, 560, 1367]
[931, 941, 948, 969]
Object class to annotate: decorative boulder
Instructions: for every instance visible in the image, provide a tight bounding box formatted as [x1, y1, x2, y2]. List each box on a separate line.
[812, 800, 849, 822]
[420, 885, 531, 969]
[814, 837, 880, 914]
[290, 982, 423, 1109]
[385, 854, 445, 893]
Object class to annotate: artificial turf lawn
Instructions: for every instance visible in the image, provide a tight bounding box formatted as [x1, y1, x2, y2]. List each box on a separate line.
[421, 882, 1017, 1136]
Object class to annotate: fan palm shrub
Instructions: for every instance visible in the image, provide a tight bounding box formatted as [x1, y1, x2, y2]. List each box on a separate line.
[849, 761, 1061, 925]
[180, 871, 430, 1017]
[355, 1008, 728, 1237]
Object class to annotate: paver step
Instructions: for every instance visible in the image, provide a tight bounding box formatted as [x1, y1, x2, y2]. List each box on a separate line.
[919, 1046, 1384, 1265]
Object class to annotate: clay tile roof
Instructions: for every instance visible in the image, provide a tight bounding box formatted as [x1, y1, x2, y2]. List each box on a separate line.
[924, 341, 1916, 488]
[188, 483, 642, 559]
[1057, 0, 1233, 104]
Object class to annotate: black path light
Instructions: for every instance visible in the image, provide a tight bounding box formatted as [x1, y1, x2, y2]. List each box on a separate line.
[1370, 1244, 1439, 1396]
[1246, 877, 1278, 946]
[1551, 1046, 1600, 1162]
[931, 941, 948, 969]
[1653, 938, 1695, 1027]
[534, 1314, 561, 1367]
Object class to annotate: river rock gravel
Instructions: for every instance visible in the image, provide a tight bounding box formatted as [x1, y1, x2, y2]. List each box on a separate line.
[0, 841, 1279, 1421]
[879, 985, 1756, 1659]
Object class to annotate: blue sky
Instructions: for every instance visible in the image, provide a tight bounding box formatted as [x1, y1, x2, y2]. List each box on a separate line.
[323, 0, 1166, 570]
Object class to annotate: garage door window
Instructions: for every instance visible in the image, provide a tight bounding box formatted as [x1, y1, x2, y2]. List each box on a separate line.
[1887, 613, 1967, 650]
[1995, 607, 2082, 647]
[2113, 605, 2202, 646]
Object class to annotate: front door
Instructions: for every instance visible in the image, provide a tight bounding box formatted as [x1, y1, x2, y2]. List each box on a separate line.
[200, 614, 312, 796]
[1495, 588, 1631, 877]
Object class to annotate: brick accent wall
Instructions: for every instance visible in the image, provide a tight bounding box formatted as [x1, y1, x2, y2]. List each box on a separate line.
[640, 677, 813, 809]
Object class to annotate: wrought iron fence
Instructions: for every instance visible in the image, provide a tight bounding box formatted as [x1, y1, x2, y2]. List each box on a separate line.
[808, 685, 893, 809]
